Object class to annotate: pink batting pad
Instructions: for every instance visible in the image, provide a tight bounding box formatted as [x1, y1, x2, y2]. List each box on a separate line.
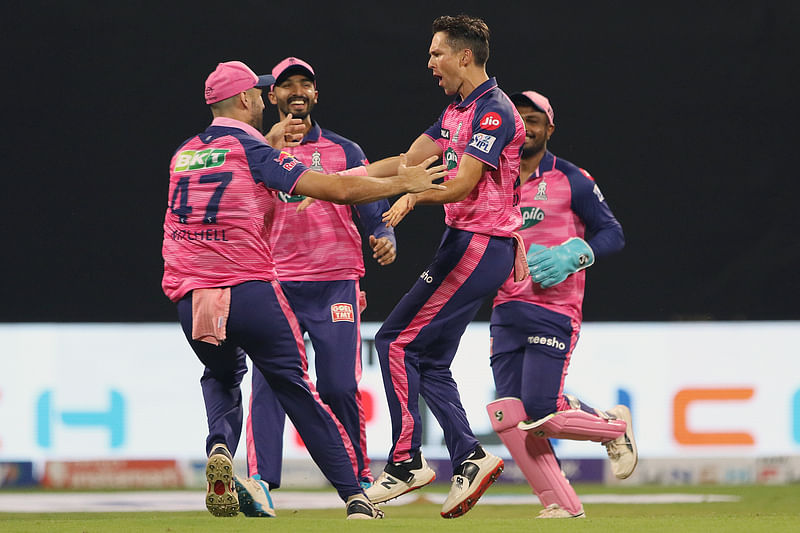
[519, 409, 625, 442]
[488, 398, 582, 515]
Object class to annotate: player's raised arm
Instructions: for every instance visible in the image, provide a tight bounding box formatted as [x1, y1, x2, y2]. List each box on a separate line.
[293, 154, 446, 205]
[363, 135, 443, 177]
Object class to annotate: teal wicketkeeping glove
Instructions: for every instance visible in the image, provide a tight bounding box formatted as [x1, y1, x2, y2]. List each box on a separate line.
[528, 238, 595, 289]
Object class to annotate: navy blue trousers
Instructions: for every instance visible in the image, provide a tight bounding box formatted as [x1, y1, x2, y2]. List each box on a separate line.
[177, 280, 362, 501]
[375, 227, 514, 469]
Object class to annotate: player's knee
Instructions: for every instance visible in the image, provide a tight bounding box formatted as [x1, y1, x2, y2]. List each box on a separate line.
[521, 392, 557, 422]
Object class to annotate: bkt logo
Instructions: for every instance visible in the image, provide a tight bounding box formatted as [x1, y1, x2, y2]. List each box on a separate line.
[420, 270, 434, 283]
[520, 207, 545, 229]
[36, 389, 126, 448]
[479, 112, 502, 130]
[174, 149, 230, 172]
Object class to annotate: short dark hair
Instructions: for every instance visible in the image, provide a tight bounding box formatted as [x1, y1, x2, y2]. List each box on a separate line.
[432, 14, 490, 67]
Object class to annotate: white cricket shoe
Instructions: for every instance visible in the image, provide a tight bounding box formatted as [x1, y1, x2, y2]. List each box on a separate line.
[234, 475, 275, 517]
[365, 452, 436, 503]
[603, 405, 638, 479]
[537, 503, 586, 518]
[441, 446, 504, 518]
[345, 494, 385, 519]
[205, 444, 238, 517]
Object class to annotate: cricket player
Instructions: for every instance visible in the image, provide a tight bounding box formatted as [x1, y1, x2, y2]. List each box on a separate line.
[362, 15, 526, 518]
[242, 56, 394, 505]
[161, 60, 446, 520]
[486, 90, 636, 518]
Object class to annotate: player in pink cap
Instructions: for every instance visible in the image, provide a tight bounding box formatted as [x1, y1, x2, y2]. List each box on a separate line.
[486, 90, 636, 518]
[362, 15, 525, 518]
[162, 59, 446, 520]
[240, 56, 394, 509]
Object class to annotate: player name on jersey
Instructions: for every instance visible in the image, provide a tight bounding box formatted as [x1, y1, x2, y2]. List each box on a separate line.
[169, 228, 229, 242]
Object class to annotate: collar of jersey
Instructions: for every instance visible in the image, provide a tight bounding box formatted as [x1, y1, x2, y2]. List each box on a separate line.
[210, 117, 266, 143]
[302, 120, 322, 144]
[454, 77, 498, 109]
[536, 151, 556, 177]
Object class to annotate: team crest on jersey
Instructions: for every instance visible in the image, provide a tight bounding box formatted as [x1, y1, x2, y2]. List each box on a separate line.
[534, 180, 548, 201]
[331, 303, 355, 322]
[278, 191, 307, 203]
[452, 122, 462, 143]
[174, 148, 230, 172]
[440, 128, 450, 139]
[520, 207, 545, 229]
[309, 150, 324, 171]
[444, 147, 458, 170]
[468, 133, 496, 154]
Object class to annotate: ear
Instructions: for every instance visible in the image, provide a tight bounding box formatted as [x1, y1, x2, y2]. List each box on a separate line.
[461, 49, 473, 66]
[267, 90, 277, 105]
[545, 123, 555, 140]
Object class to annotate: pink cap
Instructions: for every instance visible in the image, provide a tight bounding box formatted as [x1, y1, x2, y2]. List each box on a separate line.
[204, 61, 275, 104]
[271, 57, 316, 86]
[511, 90, 555, 125]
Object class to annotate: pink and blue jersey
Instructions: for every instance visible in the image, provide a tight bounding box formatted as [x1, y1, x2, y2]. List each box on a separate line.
[423, 78, 524, 237]
[265, 122, 394, 281]
[162, 117, 308, 302]
[493, 151, 624, 322]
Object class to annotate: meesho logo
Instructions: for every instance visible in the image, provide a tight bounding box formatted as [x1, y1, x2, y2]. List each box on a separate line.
[174, 149, 230, 172]
[520, 207, 545, 229]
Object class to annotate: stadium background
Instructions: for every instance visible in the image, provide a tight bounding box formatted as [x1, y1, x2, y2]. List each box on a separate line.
[1, 0, 799, 495]
[4, 1, 798, 323]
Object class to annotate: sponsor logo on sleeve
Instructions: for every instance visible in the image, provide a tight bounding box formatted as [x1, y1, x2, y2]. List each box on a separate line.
[468, 133, 496, 154]
[479, 112, 502, 130]
[273, 151, 300, 171]
[331, 303, 355, 322]
[593, 184, 605, 202]
[174, 149, 230, 172]
[440, 128, 450, 139]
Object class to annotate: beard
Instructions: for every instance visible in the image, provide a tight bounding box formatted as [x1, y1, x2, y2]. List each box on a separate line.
[279, 99, 313, 120]
[522, 136, 546, 159]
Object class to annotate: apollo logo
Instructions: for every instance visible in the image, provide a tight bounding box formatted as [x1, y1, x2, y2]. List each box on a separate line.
[278, 192, 306, 203]
[479, 112, 502, 130]
[527, 335, 566, 351]
[520, 207, 545, 229]
[420, 270, 434, 283]
[174, 149, 230, 172]
[445, 148, 458, 170]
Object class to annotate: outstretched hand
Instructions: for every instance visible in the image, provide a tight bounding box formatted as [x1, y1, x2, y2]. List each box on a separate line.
[398, 153, 447, 193]
[369, 235, 396, 265]
[264, 114, 304, 149]
[382, 194, 417, 228]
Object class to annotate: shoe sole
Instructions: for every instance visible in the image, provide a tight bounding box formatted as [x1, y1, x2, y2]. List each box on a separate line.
[440, 458, 504, 519]
[368, 470, 437, 504]
[612, 405, 638, 479]
[205, 454, 238, 517]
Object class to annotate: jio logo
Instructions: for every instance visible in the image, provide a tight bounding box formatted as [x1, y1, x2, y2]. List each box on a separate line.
[479, 112, 502, 131]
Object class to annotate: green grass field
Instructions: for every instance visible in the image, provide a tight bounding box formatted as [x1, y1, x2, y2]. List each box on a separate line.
[2, 484, 799, 532]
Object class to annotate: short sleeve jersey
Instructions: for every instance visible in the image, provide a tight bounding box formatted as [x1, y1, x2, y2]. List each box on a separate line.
[493, 151, 624, 322]
[266, 122, 392, 281]
[423, 78, 524, 236]
[161, 117, 308, 302]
